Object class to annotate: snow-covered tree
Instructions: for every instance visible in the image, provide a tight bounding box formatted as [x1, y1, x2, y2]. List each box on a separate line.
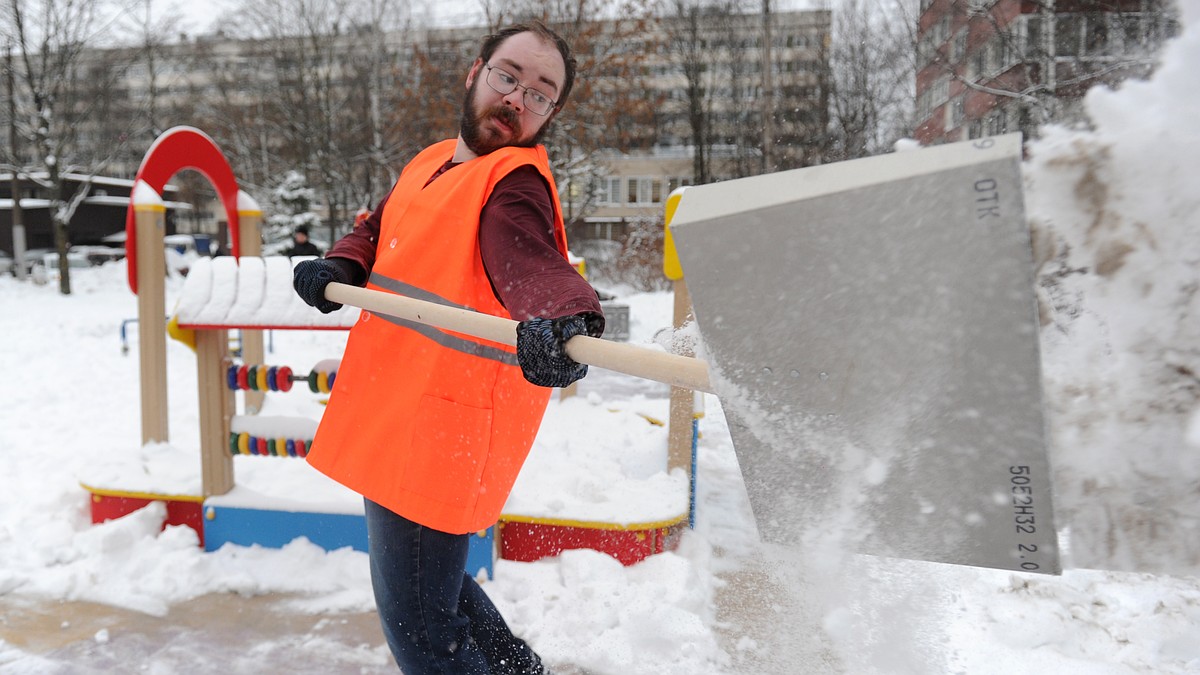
[264, 170, 321, 247]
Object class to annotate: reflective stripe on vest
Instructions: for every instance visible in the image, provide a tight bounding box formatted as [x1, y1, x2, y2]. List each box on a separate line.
[368, 271, 518, 367]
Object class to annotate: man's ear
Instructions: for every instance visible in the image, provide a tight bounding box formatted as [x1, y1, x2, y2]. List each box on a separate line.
[466, 58, 484, 89]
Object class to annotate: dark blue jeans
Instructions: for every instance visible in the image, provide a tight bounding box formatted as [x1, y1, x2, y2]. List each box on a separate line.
[364, 498, 544, 674]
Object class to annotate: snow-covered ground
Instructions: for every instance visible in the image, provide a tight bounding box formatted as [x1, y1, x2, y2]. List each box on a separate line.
[3, 3, 1200, 673]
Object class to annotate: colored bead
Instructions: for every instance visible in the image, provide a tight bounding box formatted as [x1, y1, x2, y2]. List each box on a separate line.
[227, 365, 239, 390]
[256, 366, 268, 392]
[237, 365, 250, 391]
[277, 366, 294, 393]
[266, 366, 278, 392]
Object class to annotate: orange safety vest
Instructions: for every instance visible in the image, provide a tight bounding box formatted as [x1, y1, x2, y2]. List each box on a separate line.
[307, 139, 569, 534]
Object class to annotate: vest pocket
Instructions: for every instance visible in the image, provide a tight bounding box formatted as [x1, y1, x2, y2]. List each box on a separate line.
[407, 395, 494, 508]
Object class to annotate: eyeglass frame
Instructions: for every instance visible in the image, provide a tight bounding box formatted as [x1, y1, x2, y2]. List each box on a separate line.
[482, 63, 559, 116]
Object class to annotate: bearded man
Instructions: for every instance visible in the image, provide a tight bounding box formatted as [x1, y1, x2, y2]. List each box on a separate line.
[292, 21, 602, 675]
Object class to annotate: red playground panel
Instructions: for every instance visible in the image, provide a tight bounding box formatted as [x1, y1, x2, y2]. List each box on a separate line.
[498, 517, 686, 566]
[84, 487, 206, 548]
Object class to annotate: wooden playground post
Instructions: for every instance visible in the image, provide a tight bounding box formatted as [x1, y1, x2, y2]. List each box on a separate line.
[196, 328, 234, 495]
[134, 187, 169, 445]
[237, 191, 266, 415]
[662, 188, 695, 475]
[667, 280, 695, 474]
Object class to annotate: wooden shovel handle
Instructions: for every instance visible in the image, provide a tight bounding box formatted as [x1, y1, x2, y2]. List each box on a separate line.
[325, 282, 713, 393]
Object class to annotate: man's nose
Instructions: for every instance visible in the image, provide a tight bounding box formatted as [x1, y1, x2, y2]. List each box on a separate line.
[502, 89, 524, 113]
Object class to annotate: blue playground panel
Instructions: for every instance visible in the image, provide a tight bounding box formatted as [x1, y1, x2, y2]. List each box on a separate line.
[203, 505, 495, 578]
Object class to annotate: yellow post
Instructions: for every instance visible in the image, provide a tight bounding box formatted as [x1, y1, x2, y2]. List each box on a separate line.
[135, 189, 169, 445]
[236, 191, 266, 414]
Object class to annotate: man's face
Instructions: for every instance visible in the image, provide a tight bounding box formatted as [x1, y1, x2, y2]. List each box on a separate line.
[460, 31, 565, 157]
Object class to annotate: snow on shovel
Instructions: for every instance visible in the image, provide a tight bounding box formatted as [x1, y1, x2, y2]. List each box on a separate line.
[324, 133, 1059, 575]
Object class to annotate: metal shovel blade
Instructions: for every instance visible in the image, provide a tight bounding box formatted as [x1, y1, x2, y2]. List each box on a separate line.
[670, 134, 1059, 574]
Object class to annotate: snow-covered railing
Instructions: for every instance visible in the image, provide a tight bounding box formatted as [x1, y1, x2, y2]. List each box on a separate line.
[174, 255, 358, 330]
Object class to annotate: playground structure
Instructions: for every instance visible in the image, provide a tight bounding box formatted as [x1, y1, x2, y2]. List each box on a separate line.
[81, 127, 697, 576]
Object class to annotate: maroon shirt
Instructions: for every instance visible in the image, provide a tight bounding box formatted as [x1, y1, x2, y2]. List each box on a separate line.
[327, 161, 603, 333]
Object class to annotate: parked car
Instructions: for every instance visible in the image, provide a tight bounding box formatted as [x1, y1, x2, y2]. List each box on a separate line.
[40, 249, 91, 272]
[70, 245, 126, 266]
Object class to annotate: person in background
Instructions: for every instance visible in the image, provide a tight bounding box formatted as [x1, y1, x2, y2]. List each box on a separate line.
[291, 20, 601, 675]
[283, 225, 323, 257]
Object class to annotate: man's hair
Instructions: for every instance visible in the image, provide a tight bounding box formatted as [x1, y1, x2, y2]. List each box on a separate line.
[477, 21, 576, 110]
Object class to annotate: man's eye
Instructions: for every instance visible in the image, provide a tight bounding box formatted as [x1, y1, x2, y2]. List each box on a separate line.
[529, 91, 550, 105]
[498, 72, 517, 85]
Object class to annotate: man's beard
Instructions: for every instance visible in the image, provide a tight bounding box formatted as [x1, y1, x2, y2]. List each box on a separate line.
[459, 79, 549, 156]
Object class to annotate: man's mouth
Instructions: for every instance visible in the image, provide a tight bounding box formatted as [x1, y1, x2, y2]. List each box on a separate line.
[486, 109, 519, 136]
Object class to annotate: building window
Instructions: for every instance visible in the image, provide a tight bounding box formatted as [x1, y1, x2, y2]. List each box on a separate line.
[1085, 15, 1110, 55]
[1024, 14, 1044, 55]
[949, 96, 965, 129]
[624, 177, 664, 206]
[971, 42, 990, 78]
[594, 177, 621, 205]
[667, 176, 693, 194]
[951, 30, 967, 63]
[1056, 15, 1082, 56]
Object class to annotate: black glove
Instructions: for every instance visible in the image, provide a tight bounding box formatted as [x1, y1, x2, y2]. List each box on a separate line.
[516, 314, 592, 388]
[293, 258, 363, 314]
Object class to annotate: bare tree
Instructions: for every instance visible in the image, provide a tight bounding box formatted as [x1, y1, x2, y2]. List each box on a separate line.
[218, 0, 414, 245]
[3, 0, 139, 294]
[825, 0, 917, 161]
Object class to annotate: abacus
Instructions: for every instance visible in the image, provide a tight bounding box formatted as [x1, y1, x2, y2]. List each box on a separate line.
[228, 431, 310, 457]
[225, 363, 338, 394]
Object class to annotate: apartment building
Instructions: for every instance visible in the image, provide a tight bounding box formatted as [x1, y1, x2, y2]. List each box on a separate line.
[914, 0, 1179, 145]
[32, 9, 829, 252]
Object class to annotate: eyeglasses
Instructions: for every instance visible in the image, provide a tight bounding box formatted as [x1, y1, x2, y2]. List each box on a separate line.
[483, 63, 558, 116]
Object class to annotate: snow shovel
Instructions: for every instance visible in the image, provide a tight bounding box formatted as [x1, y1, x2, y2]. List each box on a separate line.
[324, 133, 1059, 575]
[667, 133, 1059, 575]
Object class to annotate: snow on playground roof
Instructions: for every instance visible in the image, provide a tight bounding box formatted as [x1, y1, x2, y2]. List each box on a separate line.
[174, 256, 359, 329]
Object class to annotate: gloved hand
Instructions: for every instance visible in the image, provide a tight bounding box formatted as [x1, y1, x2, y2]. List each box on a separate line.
[516, 314, 591, 388]
[293, 258, 363, 314]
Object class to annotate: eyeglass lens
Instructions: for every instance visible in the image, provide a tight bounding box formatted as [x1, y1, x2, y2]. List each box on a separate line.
[486, 65, 555, 115]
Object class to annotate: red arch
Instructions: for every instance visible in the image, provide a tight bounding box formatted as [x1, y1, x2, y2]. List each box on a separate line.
[125, 127, 241, 294]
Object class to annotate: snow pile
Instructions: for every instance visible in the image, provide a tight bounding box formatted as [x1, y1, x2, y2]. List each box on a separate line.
[1026, 0, 1200, 573]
